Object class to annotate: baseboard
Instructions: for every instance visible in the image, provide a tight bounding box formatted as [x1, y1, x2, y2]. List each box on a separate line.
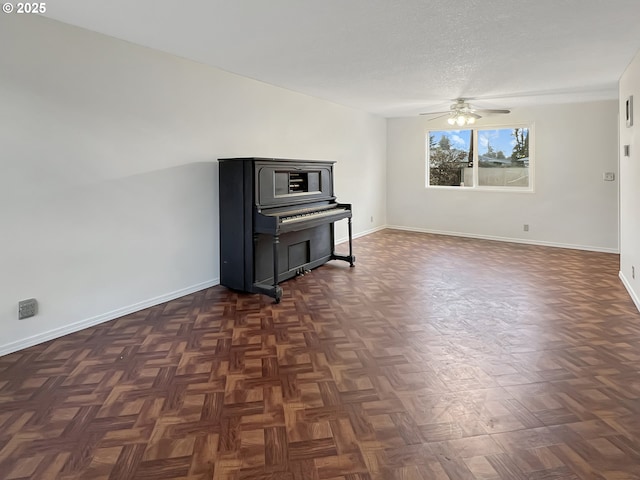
[385, 225, 620, 254]
[336, 225, 386, 245]
[4, 224, 617, 356]
[0, 278, 220, 357]
[619, 271, 640, 313]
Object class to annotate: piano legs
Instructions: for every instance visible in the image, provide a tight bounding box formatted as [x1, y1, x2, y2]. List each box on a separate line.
[330, 217, 356, 267]
[251, 234, 284, 303]
[272, 235, 282, 303]
[348, 217, 355, 267]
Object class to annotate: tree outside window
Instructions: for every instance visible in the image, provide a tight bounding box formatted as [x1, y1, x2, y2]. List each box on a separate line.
[427, 126, 532, 190]
[428, 130, 472, 187]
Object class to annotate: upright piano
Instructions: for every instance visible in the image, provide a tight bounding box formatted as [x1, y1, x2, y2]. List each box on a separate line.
[219, 157, 355, 303]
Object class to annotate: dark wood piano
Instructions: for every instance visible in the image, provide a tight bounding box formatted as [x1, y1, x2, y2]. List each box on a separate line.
[219, 157, 355, 303]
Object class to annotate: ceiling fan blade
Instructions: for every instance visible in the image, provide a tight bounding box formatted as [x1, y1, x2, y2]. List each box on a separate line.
[419, 110, 451, 116]
[423, 113, 450, 121]
[419, 101, 510, 117]
[474, 108, 511, 114]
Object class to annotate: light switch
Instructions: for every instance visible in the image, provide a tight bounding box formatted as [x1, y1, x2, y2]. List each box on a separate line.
[603, 172, 615, 181]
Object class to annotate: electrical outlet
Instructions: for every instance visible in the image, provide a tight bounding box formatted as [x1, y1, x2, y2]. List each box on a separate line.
[633, 266, 636, 280]
[18, 298, 38, 319]
[523, 224, 529, 232]
[603, 172, 615, 181]
[370, 216, 374, 223]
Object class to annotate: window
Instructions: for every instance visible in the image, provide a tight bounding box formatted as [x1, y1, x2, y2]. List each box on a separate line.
[427, 126, 532, 190]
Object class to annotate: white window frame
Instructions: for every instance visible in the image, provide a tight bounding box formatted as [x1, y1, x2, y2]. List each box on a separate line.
[426, 123, 535, 192]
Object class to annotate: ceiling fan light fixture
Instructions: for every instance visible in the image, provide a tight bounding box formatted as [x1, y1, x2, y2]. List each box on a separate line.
[447, 109, 478, 126]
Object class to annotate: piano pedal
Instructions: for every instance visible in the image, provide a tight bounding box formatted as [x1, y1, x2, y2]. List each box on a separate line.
[294, 267, 312, 277]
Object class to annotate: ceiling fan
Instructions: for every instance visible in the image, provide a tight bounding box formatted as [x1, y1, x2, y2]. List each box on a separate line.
[420, 99, 510, 126]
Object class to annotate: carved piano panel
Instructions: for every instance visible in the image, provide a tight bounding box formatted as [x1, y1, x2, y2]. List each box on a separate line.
[219, 157, 355, 302]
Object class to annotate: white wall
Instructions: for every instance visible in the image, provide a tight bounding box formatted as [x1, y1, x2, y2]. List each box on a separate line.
[387, 101, 619, 252]
[619, 49, 640, 311]
[0, 15, 387, 355]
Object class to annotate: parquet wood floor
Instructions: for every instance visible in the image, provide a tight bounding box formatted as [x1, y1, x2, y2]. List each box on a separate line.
[2, 230, 640, 479]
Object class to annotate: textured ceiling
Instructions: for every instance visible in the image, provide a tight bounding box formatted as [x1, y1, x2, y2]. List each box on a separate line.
[42, 0, 640, 117]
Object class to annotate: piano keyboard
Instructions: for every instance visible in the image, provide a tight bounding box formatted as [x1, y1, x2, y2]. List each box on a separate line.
[281, 207, 348, 224]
